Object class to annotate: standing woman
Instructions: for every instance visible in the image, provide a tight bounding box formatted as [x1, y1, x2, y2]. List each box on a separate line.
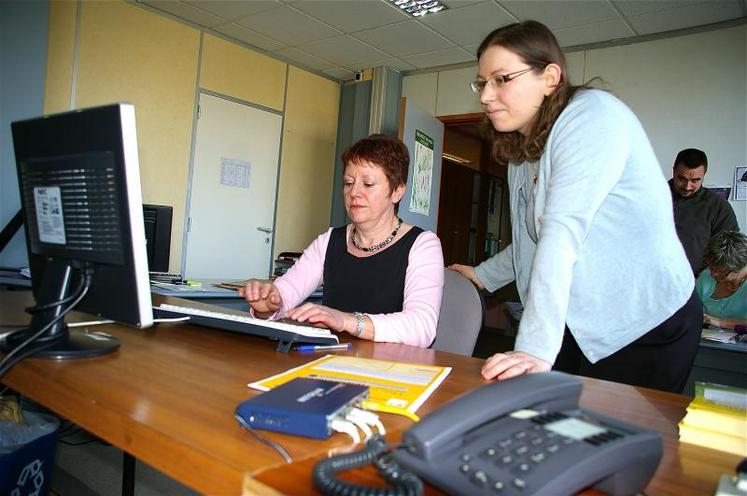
[450, 20, 701, 393]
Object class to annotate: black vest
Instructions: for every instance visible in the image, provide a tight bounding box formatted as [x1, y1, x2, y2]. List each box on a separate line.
[322, 225, 423, 314]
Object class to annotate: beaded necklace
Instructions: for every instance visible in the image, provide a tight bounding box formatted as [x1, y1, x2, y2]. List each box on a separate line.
[351, 217, 403, 253]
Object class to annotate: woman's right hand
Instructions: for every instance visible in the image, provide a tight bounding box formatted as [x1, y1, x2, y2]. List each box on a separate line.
[238, 279, 283, 318]
[448, 264, 485, 290]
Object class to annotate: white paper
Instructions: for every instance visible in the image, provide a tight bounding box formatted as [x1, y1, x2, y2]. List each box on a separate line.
[33, 186, 66, 244]
[220, 158, 251, 188]
[734, 165, 747, 201]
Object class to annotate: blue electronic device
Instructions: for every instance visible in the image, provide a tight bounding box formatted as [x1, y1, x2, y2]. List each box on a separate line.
[235, 378, 369, 439]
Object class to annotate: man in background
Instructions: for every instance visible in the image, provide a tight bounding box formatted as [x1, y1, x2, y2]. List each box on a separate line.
[670, 148, 739, 275]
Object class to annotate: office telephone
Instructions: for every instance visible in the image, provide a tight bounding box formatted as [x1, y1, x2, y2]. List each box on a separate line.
[313, 371, 662, 496]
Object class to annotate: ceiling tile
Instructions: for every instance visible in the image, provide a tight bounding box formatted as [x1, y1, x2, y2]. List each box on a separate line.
[236, 5, 342, 45]
[290, 0, 409, 33]
[402, 47, 475, 69]
[625, 1, 745, 34]
[322, 67, 357, 81]
[554, 18, 635, 47]
[499, 0, 620, 29]
[420, 2, 516, 46]
[141, 0, 227, 27]
[614, 0, 704, 17]
[303, 35, 390, 66]
[213, 23, 286, 51]
[183, 0, 281, 21]
[343, 58, 417, 72]
[354, 21, 455, 57]
[273, 46, 336, 70]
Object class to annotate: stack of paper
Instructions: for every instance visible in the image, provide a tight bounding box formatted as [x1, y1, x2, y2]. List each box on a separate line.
[678, 382, 747, 456]
[249, 355, 451, 421]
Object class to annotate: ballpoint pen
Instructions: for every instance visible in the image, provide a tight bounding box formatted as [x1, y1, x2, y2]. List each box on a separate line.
[295, 343, 352, 352]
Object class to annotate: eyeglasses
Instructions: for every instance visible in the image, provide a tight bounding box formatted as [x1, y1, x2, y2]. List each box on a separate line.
[469, 67, 535, 94]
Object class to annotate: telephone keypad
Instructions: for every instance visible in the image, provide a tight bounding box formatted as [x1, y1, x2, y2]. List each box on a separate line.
[454, 414, 630, 495]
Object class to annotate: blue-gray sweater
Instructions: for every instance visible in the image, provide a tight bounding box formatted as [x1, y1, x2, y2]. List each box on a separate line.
[475, 89, 694, 364]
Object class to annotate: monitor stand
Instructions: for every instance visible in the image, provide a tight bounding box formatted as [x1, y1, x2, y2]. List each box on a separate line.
[1, 260, 119, 359]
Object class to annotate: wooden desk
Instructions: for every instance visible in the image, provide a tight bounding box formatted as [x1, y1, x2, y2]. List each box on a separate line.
[0, 292, 740, 495]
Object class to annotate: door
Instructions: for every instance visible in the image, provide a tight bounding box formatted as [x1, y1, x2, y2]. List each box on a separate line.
[437, 159, 477, 266]
[184, 93, 282, 280]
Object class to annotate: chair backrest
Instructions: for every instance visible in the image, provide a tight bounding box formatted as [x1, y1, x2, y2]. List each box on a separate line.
[432, 268, 484, 356]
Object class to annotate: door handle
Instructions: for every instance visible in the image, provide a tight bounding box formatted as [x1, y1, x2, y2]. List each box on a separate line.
[257, 227, 273, 233]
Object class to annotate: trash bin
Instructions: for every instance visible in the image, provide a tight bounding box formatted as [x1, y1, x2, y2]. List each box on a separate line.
[0, 411, 59, 496]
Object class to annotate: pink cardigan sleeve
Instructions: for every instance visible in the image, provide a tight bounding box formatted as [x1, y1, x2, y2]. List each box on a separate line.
[272, 228, 444, 348]
[273, 228, 332, 314]
[368, 231, 444, 347]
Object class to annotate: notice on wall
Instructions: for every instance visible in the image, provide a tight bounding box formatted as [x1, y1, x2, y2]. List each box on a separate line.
[409, 130, 434, 216]
[734, 165, 747, 201]
[220, 157, 251, 189]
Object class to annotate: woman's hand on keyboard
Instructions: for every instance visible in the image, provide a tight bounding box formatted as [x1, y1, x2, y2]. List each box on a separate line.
[283, 303, 359, 336]
[239, 279, 283, 319]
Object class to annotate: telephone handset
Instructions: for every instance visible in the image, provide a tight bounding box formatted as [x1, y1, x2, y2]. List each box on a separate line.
[393, 371, 662, 495]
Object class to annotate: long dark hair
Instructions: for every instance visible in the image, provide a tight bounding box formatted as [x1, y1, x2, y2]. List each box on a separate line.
[477, 20, 586, 165]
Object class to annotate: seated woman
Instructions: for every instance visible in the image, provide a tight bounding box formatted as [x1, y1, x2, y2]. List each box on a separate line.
[239, 134, 444, 347]
[696, 231, 747, 329]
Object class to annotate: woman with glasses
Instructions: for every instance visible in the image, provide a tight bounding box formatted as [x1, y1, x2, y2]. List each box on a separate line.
[696, 231, 747, 330]
[450, 20, 701, 393]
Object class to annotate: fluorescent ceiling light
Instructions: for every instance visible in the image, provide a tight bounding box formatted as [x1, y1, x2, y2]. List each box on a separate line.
[390, 0, 447, 17]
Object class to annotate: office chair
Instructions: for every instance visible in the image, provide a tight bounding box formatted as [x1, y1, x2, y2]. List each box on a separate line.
[432, 268, 485, 356]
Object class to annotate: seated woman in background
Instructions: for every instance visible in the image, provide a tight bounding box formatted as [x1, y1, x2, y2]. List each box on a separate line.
[239, 134, 444, 347]
[696, 231, 747, 329]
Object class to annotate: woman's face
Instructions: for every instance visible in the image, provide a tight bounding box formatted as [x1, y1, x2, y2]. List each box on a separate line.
[477, 45, 556, 136]
[343, 160, 403, 227]
[710, 264, 747, 285]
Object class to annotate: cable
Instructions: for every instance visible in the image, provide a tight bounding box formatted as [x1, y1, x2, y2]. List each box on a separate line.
[0, 273, 90, 380]
[234, 414, 292, 464]
[312, 435, 423, 496]
[24, 272, 88, 314]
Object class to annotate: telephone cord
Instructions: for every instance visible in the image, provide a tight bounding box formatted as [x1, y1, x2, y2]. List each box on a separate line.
[312, 434, 423, 496]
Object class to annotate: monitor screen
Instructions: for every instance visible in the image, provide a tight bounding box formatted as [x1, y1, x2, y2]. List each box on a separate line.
[143, 204, 173, 273]
[1, 103, 153, 371]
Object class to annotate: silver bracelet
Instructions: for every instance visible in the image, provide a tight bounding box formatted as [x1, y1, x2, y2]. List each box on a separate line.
[353, 312, 365, 337]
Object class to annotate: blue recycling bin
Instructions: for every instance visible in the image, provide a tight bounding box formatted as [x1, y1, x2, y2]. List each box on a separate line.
[0, 412, 59, 496]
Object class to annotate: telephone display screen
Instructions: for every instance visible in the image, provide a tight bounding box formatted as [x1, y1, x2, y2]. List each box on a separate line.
[545, 417, 607, 440]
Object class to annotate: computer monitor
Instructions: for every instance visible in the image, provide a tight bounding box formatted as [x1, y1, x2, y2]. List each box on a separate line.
[143, 204, 173, 273]
[1, 103, 153, 369]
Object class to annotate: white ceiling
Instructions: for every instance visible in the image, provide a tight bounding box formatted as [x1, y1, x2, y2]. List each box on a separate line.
[136, 0, 747, 81]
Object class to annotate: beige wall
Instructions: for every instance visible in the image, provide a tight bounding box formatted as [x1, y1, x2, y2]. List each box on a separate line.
[276, 66, 340, 256]
[43, 1, 340, 273]
[200, 34, 286, 112]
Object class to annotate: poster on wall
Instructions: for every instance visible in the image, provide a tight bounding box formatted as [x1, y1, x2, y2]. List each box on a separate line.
[410, 130, 434, 215]
[734, 165, 747, 201]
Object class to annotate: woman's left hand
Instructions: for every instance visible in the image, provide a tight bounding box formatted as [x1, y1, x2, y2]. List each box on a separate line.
[481, 351, 551, 381]
[283, 303, 355, 334]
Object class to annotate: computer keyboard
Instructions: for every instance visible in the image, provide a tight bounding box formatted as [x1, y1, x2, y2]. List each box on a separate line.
[153, 303, 339, 352]
[150, 271, 184, 283]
